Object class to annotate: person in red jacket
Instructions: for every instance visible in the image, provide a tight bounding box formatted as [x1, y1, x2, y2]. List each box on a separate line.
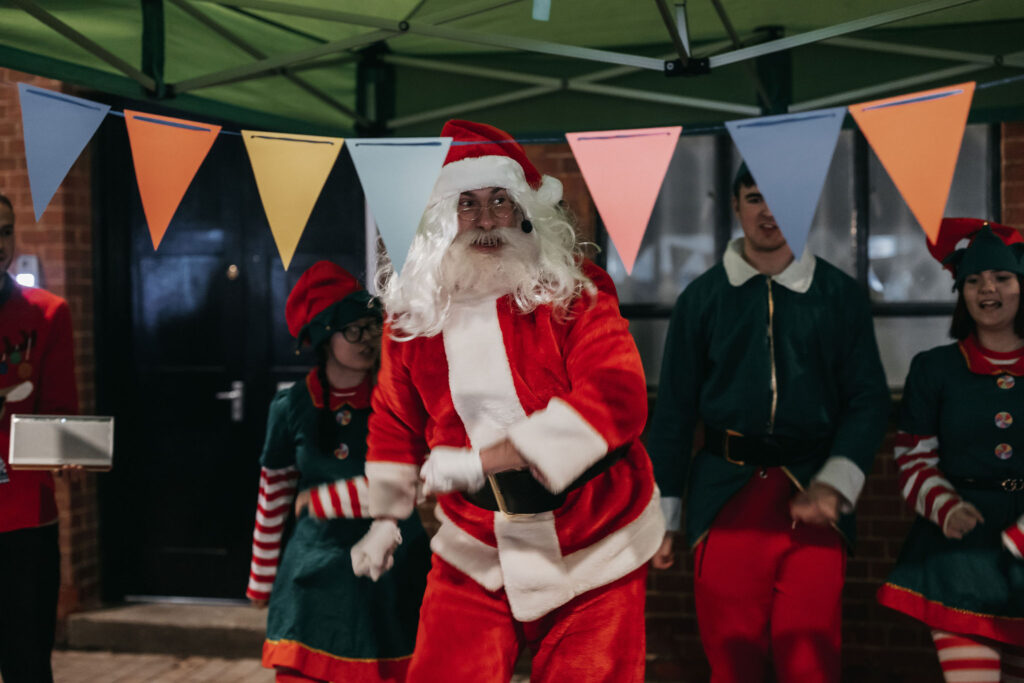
[0, 192, 79, 683]
[352, 120, 664, 682]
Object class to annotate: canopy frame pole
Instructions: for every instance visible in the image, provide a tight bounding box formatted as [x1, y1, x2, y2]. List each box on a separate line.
[823, 36, 1024, 69]
[172, 29, 396, 93]
[7, 0, 157, 91]
[707, 0, 981, 68]
[167, 0, 368, 125]
[201, 0, 665, 71]
[709, 0, 773, 111]
[653, 0, 690, 67]
[787, 63, 988, 112]
[387, 85, 561, 129]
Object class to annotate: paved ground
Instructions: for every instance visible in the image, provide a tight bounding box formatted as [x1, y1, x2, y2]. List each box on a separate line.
[47, 650, 531, 682]
[49, 650, 272, 682]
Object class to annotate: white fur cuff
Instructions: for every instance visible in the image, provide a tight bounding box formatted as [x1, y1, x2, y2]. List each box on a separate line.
[506, 398, 608, 494]
[421, 446, 485, 495]
[365, 461, 420, 519]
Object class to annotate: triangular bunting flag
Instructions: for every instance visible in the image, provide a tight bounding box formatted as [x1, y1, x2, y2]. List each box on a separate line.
[242, 131, 344, 270]
[566, 126, 681, 274]
[725, 107, 847, 257]
[124, 110, 221, 249]
[347, 137, 452, 275]
[849, 82, 975, 244]
[17, 83, 110, 221]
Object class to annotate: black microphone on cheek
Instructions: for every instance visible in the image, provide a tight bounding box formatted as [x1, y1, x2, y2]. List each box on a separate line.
[521, 219, 533, 234]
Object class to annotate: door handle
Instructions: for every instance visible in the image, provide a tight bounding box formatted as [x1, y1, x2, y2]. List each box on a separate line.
[214, 380, 244, 422]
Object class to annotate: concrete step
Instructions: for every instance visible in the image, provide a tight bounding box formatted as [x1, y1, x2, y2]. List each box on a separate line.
[66, 602, 266, 659]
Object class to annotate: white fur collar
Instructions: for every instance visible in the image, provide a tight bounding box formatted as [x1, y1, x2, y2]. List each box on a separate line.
[722, 237, 816, 293]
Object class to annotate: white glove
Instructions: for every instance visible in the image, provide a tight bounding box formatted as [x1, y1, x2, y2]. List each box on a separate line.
[351, 519, 402, 582]
[420, 446, 486, 496]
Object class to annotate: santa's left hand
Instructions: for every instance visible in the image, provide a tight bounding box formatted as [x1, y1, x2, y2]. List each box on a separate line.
[420, 446, 486, 495]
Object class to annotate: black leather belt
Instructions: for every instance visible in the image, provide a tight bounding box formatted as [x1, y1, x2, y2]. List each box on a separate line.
[703, 426, 830, 468]
[464, 444, 629, 515]
[947, 474, 1024, 493]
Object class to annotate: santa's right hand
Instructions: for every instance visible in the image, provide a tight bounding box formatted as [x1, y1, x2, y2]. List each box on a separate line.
[351, 519, 402, 582]
[420, 446, 486, 495]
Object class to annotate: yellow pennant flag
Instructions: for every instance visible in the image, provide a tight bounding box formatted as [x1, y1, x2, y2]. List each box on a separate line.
[242, 131, 345, 269]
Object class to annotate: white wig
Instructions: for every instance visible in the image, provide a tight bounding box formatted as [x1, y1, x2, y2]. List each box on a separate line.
[378, 168, 593, 340]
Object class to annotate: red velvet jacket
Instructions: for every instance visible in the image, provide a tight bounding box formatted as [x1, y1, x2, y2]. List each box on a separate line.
[0, 275, 78, 533]
[366, 268, 664, 621]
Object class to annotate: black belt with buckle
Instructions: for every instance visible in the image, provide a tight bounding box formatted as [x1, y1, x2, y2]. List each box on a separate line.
[463, 444, 629, 515]
[947, 474, 1024, 493]
[703, 426, 830, 467]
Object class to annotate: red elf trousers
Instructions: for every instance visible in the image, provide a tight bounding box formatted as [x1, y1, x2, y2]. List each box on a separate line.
[407, 555, 647, 683]
[693, 467, 846, 683]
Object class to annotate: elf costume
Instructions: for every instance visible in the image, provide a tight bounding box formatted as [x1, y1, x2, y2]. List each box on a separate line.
[246, 262, 429, 683]
[362, 120, 664, 683]
[0, 272, 78, 683]
[878, 220, 1024, 655]
[647, 236, 890, 682]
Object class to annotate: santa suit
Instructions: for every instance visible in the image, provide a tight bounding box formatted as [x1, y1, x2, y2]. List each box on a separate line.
[366, 264, 664, 682]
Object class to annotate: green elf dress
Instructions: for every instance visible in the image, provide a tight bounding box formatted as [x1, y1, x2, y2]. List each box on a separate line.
[246, 260, 430, 682]
[878, 222, 1024, 645]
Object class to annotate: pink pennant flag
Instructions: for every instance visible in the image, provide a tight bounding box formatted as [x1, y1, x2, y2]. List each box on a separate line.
[566, 126, 681, 274]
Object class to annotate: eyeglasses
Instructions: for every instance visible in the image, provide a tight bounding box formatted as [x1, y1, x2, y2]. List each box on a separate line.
[340, 319, 382, 343]
[457, 195, 518, 222]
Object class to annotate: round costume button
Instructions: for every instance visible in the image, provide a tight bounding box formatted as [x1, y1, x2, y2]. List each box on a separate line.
[334, 443, 349, 459]
[17, 363, 31, 379]
[336, 409, 352, 426]
[997, 374, 1016, 390]
[995, 443, 1013, 460]
[996, 412, 1014, 429]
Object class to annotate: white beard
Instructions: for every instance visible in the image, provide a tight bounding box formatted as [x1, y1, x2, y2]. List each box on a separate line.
[438, 226, 541, 302]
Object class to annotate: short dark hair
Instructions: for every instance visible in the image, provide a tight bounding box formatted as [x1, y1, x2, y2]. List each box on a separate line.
[0, 193, 11, 212]
[949, 273, 1024, 340]
[732, 166, 755, 199]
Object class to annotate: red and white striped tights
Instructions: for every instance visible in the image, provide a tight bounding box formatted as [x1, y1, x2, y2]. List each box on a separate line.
[933, 631, 1024, 682]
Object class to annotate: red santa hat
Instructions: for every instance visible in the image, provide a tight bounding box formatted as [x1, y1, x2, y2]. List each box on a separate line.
[286, 261, 378, 349]
[430, 119, 562, 205]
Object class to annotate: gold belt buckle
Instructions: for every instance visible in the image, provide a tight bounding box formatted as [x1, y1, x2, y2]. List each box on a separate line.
[723, 429, 746, 466]
[487, 474, 531, 518]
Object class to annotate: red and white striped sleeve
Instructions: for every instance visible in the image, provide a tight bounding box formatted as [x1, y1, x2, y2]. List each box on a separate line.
[894, 431, 964, 533]
[1004, 514, 1024, 559]
[307, 476, 371, 519]
[246, 465, 299, 601]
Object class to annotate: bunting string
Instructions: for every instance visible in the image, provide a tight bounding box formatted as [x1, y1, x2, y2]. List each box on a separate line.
[3, 70, 1021, 270]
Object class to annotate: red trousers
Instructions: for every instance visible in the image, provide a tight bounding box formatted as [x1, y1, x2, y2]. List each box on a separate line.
[694, 468, 846, 683]
[408, 555, 647, 683]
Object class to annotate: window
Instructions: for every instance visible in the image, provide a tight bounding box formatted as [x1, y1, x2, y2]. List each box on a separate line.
[603, 124, 997, 389]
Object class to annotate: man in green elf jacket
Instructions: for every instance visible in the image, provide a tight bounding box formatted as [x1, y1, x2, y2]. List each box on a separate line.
[647, 164, 890, 683]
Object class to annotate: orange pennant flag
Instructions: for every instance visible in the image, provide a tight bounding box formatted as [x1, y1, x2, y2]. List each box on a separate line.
[566, 126, 681, 274]
[848, 82, 975, 244]
[124, 110, 221, 249]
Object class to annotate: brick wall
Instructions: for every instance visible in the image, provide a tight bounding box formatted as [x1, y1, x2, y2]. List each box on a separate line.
[1004, 123, 1024, 226]
[0, 68, 100, 628]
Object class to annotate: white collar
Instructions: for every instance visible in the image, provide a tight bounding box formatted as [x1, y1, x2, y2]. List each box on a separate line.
[722, 237, 816, 293]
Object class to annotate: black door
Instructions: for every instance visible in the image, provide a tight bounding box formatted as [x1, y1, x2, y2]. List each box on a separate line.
[94, 109, 367, 600]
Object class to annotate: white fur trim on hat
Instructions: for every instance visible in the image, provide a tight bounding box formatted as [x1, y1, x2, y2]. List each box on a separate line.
[430, 155, 563, 204]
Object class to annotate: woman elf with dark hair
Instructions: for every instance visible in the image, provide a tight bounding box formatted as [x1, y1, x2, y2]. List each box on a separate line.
[878, 219, 1024, 682]
[246, 261, 429, 683]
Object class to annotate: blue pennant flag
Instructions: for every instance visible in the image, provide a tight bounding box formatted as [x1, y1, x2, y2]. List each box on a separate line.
[725, 107, 847, 257]
[17, 84, 110, 221]
[347, 137, 452, 275]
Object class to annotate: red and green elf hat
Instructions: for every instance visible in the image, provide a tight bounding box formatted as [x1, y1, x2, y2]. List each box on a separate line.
[928, 218, 1024, 288]
[285, 261, 380, 350]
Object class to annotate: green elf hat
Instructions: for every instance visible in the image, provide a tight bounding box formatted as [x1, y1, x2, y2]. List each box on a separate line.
[928, 218, 1024, 289]
[285, 261, 381, 351]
